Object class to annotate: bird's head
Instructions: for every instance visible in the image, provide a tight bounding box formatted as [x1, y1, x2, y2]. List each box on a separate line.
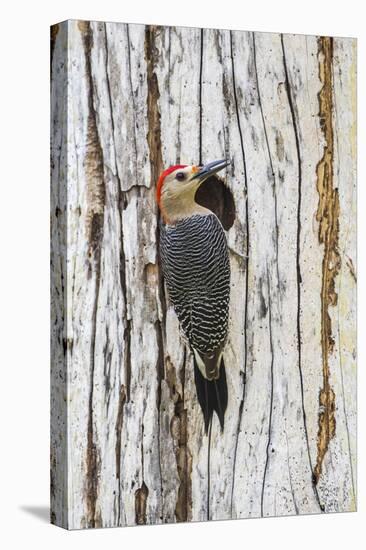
[156, 159, 230, 224]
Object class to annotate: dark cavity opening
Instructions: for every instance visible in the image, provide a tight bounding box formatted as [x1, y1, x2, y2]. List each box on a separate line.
[195, 174, 236, 230]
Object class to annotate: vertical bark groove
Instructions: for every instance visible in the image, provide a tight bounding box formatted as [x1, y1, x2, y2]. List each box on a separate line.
[207, 418, 213, 521]
[115, 384, 126, 523]
[145, 25, 163, 185]
[229, 30, 250, 514]
[78, 20, 106, 529]
[281, 33, 322, 509]
[145, 25, 168, 518]
[173, 403, 193, 522]
[126, 24, 139, 170]
[166, 351, 192, 523]
[314, 36, 339, 485]
[103, 25, 132, 410]
[260, 271, 274, 517]
[252, 33, 280, 284]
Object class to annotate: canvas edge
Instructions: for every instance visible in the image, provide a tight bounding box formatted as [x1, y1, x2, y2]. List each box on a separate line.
[50, 19, 69, 530]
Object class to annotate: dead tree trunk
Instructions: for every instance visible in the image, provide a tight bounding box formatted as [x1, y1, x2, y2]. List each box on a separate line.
[51, 20, 356, 529]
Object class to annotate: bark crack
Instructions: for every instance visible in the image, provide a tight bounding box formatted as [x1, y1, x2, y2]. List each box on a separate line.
[103, 26, 131, 524]
[145, 24, 168, 520]
[252, 33, 280, 287]
[78, 20, 106, 529]
[115, 384, 126, 523]
[260, 270, 274, 517]
[103, 24, 132, 403]
[207, 417, 213, 521]
[331, 58, 356, 502]
[229, 30, 250, 515]
[281, 33, 322, 509]
[135, 422, 149, 525]
[313, 36, 339, 485]
[126, 24, 139, 172]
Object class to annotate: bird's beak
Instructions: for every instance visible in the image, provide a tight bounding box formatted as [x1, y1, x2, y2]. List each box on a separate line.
[190, 158, 231, 181]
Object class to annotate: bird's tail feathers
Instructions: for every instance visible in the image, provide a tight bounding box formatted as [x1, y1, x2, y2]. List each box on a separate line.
[193, 354, 228, 433]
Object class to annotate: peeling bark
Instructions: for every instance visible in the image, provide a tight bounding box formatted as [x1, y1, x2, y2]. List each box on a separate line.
[135, 482, 149, 525]
[314, 36, 340, 485]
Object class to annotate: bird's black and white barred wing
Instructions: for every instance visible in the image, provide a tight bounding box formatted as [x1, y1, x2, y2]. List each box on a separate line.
[159, 213, 230, 357]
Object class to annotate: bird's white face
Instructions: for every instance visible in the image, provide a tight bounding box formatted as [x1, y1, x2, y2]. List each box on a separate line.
[157, 159, 230, 224]
[160, 165, 200, 200]
[158, 165, 202, 224]
[161, 164, 200, 191]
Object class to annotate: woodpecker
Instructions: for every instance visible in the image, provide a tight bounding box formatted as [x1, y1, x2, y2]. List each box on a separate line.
[157, 159, 231, 433]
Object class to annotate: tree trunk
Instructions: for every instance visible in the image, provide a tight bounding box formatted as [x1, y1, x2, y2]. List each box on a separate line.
[51, 20, 356, 529]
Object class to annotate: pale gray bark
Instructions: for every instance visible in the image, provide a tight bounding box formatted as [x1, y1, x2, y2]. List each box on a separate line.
[51, 20, 357, 529]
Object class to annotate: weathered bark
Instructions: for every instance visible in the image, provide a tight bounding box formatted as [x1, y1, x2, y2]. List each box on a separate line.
[51, 20, 357, 529]
[50, 20, 68, 529]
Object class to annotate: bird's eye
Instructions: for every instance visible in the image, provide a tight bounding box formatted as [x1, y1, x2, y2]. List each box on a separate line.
[175, 172, 185, 181]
